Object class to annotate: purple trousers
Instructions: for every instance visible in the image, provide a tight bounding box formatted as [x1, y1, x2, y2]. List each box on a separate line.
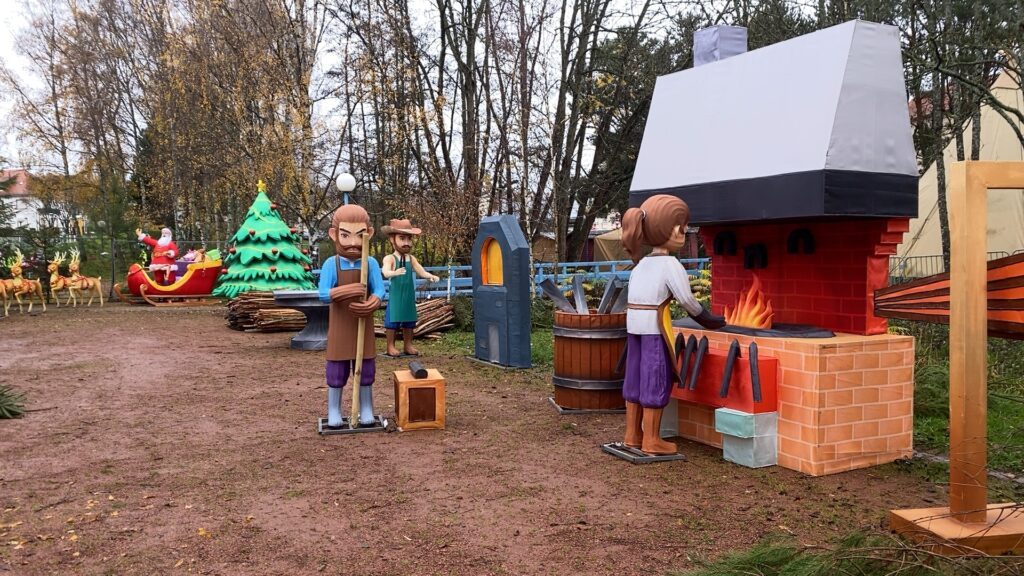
[326, 359, 376, 389]
[622, 333, 672, 408]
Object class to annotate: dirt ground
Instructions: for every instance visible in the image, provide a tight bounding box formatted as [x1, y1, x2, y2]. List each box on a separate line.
[1, 305, 951, 575]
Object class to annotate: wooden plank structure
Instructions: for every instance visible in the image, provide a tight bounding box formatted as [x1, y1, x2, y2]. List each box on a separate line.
[878, 161, 1024, 555]
[875, 253, 1024, 340]
[393, 368, 446, 431]
[552, 310, 627, 411]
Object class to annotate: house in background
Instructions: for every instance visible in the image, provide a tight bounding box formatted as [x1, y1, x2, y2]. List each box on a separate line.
[896, 69, 1024, 275]
[0, 169, 43, 230]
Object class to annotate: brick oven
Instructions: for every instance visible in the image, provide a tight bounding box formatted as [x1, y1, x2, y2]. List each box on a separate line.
[628, 21, 919, 475]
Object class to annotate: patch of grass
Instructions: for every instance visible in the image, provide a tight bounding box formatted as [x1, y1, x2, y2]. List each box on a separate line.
[428, 327, 554, 368]
[673, 532, 1018, 576]
[530, 328, 554, 367]
[431, 330, 474, 356]
[284, 489, 304, 499]
[0, 385, 26, 419]
[894, 321, 1024, 476]
[912, 367, 1024, 474]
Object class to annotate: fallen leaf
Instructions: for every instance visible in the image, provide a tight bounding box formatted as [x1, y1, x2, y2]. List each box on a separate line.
[244, 515, 254, 523]
[68, 534, 79, 542]
[197, 528, 211, 538]
[13, 541, 27, 550]
[85, 500, 98, 509]
[109, 511, 119, 517]
[175, 559, 185, 568]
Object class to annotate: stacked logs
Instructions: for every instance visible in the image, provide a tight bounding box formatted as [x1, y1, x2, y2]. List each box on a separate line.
[226, 291, 455, 338]
[373, 298, 454, 339]
[226, 291, 298, 331]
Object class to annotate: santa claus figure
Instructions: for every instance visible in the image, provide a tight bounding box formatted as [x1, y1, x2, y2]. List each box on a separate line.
[136, 227, 179, 285]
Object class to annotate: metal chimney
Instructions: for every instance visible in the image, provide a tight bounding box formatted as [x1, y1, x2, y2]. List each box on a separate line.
[694, 25, 748, 67]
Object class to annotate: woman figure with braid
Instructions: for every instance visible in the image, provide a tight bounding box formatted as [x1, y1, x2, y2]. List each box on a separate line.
[620, 194, 725, 454]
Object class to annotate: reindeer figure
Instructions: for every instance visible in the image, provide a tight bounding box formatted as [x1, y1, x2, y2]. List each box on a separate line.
[68, 249, 103, 307]
[0, 276, 8, 317]
[47, 251, 78, 307]
[2, 249, 46, 314]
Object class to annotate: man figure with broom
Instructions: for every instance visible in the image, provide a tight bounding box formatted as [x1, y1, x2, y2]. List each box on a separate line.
[318, 203, 385, 428]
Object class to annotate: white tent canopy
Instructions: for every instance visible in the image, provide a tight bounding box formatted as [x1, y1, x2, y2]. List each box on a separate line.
[630, 20, 918, 224]
[896, 70, 1024, 273]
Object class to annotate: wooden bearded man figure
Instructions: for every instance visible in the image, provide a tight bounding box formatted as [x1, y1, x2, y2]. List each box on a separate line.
[317, 204, 385, 428]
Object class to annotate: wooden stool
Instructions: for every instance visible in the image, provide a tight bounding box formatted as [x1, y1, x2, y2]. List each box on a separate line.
[392, 369, 446, 431]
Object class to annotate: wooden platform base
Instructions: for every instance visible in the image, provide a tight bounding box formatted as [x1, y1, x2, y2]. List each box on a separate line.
[890, 503, 1024, 555]
[601, 442, 686, 464]
[317, 416, 388, 435]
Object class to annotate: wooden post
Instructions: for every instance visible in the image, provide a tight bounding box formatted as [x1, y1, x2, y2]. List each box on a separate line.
[946, 162, 987, 523]
[889, 162, 1024, 555]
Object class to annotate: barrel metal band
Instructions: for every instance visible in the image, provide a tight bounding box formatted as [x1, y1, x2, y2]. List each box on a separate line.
[552, 376, 624, 390]
[552, 326, 627, 339]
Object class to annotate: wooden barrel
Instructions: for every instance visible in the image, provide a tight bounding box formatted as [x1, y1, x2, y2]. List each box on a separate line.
[552, 310, 627, 410]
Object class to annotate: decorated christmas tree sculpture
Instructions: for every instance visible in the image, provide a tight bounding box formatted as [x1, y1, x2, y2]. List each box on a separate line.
[213, 180, 315, 298]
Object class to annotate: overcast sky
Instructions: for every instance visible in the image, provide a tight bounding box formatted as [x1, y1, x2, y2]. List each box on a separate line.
[0, 0, 29, 163]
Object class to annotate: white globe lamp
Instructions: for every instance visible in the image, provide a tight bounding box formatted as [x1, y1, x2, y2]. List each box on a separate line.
[336, 173, 356, 204]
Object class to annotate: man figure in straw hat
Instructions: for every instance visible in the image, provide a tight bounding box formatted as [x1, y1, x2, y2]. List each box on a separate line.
[381, 218, 440, 357]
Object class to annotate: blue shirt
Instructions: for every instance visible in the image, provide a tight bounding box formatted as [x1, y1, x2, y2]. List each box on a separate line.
[318, 255, 386, 303]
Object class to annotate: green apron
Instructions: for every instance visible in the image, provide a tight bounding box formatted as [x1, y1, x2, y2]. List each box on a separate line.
[388, 255, 417, 323]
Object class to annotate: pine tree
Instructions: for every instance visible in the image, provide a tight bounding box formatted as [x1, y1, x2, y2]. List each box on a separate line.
[213, 181, 315, 298]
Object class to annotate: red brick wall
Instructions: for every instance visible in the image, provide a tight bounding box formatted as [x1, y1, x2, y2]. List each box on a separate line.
[701, 218, 908, 335]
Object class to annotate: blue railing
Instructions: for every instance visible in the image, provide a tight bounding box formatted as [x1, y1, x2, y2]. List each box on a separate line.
[315, 258, 711, 300]
[888, 251, 1011, 282]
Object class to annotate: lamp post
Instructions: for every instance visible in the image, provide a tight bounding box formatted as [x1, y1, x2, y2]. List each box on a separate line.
[336, 172, 356, 205]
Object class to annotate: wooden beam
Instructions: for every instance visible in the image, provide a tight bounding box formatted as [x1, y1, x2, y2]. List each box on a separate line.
[972, 161, 1024, 189]
[891, 161, 1024, 552]
[947, 161, 988, 523]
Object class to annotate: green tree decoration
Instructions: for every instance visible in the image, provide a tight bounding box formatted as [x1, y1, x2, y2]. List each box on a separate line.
[213, 180, 315, 298]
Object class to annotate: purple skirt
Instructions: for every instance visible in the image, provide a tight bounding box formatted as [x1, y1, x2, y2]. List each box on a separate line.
[623, 333, 672, 408]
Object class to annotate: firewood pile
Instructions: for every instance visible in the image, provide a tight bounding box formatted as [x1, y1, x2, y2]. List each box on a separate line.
[226, 291, 455, 338]
[226, 291, 298, 331]
[373, 298, 454, 339]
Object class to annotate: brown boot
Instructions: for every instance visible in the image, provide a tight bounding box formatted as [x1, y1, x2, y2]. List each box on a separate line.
[641, 407, 677, 455]
[624, 402, 642, 448]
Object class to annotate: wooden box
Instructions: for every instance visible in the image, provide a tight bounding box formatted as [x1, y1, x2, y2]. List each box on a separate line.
[392, 369, 446, 431]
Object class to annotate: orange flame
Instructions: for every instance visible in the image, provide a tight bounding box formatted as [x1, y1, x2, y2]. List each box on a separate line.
[724, 275, 774, 329]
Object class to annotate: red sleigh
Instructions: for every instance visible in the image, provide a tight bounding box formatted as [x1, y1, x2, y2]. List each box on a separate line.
[113, 259, 223, 306]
